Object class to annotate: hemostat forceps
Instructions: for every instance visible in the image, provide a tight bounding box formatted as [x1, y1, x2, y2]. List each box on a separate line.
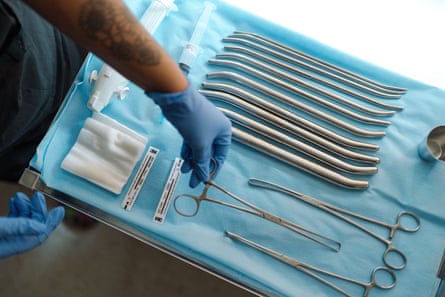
[226, 231, 396, 297]
[173, 160, 341, 251]
[249, 178, 421, 270]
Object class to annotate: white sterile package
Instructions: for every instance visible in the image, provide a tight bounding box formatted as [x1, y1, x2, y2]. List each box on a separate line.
[61, 112, 148, 194]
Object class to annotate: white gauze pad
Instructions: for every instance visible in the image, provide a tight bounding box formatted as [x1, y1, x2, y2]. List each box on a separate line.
[61, 114, 147, 194]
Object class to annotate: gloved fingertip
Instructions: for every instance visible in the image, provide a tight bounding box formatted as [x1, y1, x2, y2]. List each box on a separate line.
[46, 206, 65, 232]
[181, 160, 193, 173]
[31, 192, 48, 222]
[190, 161, 211, 188]
[8, 198, 18, 217]
[198, 162, 210, 180]
[12, 192, 29, 200]
[189, 172, 203, 188]
[52, 206, 65, 219]
[8, 193, 32, 218]
[32, 191, 46, 204]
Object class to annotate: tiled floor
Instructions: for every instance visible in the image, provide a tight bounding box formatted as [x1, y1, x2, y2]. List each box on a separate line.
[0, 181, 254, 297]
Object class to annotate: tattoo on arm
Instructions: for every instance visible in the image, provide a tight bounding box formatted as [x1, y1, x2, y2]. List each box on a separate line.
[78, 0, 160, 65]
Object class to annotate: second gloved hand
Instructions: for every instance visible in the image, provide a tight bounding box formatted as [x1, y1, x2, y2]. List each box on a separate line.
[147, 83, 232, 187]
[0, 192, 65, 259]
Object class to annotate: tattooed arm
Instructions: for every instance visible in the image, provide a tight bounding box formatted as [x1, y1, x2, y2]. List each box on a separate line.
[21, 0, 233, 188]
[22, 0, 187, 92]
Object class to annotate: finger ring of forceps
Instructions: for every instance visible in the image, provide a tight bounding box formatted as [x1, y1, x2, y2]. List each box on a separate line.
[249, 178, 421, 270]
[226, 231, 396, 297]
[173, 159, 342, 252]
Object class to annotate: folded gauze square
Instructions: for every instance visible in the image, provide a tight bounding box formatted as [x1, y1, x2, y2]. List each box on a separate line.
[61, 113, 147, 194]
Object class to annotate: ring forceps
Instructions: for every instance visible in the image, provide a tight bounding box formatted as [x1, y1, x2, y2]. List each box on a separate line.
[173, 160, 341, 251]
[249, 178, 421, 270]
[226, 231, 396, 297]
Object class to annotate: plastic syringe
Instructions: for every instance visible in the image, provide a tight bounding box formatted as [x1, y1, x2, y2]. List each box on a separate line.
[140, 0, 178, 34]
[179, 2, 216, 74]
[88, 0, 177, 113]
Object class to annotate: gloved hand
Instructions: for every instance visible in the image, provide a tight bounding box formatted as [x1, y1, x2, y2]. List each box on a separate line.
[147, 83, 232, 187]
[0, 192, 65, 259]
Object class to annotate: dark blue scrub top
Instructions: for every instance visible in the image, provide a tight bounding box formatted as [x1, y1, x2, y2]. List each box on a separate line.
[0, 0, 84, 181]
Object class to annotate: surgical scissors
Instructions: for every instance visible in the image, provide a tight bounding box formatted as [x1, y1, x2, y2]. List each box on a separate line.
[173, 160, 342, 251]
[249, 178, 421, 270]
[226, 231, 396, 297]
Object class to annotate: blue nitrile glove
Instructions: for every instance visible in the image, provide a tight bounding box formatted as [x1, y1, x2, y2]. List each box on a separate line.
[0, 192, 65, 259]
[147, 83, 232, 188]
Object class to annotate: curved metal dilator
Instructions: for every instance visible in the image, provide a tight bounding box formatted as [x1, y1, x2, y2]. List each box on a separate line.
[222, 45, 404, 111]
[199, 89, 380, 164]
[202, 76, 385, 138]
[227, 32, 407, 97]
[207, 58, 390, 130]
[220, 107, 378, 176]
[231, 127, 369, 189]
[199, 88, 380, 152]
[215, 52, 403, 114]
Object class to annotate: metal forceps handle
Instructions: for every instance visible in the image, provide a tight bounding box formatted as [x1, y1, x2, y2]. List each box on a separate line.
[174, 181, 268, 218]
[248, 178, 421, 270]
[173, 184, 212, 217]
[174, 174, 341, 251]
[387, 211, 421, 238]
[226, 231, 396, 297]
[325, 208, 420, 270]
[299, 264, 396, 297]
